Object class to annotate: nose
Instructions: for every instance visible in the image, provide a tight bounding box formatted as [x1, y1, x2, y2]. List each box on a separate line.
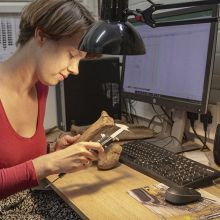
[67, 65, 79, 75]
[67, 60, 80, 75]
[67, 51, 87, 75]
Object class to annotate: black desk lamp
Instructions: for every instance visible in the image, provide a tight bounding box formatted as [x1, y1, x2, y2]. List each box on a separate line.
[79, 0, 220, 55]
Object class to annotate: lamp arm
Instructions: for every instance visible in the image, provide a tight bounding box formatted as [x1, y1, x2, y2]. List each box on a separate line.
[145, 0, 156, 5]
[127, 0, 220, 27]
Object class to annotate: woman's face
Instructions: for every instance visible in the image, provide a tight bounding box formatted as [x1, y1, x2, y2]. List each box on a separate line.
[35, 32, 87, 86]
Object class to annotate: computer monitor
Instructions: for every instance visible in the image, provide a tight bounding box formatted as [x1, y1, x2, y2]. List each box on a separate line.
[121, 5, 218, 114]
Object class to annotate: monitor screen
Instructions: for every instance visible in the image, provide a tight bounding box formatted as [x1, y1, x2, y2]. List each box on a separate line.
[121, 5, 218, 113]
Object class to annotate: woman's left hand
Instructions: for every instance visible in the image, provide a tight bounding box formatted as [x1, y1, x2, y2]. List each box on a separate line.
[54, 134, 81, 151]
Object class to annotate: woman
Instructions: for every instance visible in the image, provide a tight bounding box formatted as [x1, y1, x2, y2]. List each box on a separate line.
[0, 0, 104, 218]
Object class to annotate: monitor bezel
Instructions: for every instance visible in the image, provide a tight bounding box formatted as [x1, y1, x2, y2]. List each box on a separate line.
[121, 5, 218, 114]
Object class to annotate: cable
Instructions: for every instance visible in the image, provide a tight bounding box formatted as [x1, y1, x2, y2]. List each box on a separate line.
[169, 135, 182, 146]
[159, 135, 181, 146]
[151, 104, 173, 130]
[162, 138, 175, 148]
[148, 114, 163, 129]
[200, 111, 212, 151]
[203, 130, 208, 151]
[121, 98, 132, 123]
[122, 98, 139, 124]
[147, 135, 172, 143]
[187, 112, 209, 150]
[191, 124, 209, 151]
[128, 99, 134, 123]
[151, 104, 159, 115]
[129, 99, 139, 124]
[147, 135, 182, 151]
[146, 0, 156, 5]
[160, 106, 174, 128]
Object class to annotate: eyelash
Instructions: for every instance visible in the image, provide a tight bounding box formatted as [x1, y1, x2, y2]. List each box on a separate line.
[69, 53, 74, 59]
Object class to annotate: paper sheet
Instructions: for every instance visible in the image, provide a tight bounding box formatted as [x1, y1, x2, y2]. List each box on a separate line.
[0, 15, 20, 61]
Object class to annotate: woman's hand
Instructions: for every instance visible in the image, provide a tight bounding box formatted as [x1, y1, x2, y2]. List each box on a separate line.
[33, 141, 105, 180]
[54, 134, 81, 151]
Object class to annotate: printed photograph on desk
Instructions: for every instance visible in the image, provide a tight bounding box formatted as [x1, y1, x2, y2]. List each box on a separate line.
[128, 183, 220, 220]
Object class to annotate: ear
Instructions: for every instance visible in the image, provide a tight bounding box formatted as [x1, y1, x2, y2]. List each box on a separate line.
[34, 28, 47, 45]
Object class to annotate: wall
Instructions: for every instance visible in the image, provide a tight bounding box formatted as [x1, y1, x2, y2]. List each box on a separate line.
[82, 0, 99, 20]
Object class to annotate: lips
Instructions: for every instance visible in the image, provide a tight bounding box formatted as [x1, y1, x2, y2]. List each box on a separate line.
[60, 73, 68, 78]
[58, 72, 68, 81]
[57, 73, 64, 81]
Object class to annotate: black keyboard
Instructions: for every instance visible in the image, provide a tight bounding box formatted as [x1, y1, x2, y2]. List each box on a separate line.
[120, 139, 220, 188]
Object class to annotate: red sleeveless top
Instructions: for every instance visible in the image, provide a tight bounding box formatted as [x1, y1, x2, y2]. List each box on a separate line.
[0, 82, 48, 199]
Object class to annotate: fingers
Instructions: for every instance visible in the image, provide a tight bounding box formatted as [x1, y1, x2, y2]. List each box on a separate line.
[55, 134, 81, 151]
[62, 134, 81, 145]
[79, 150, 99, 161]
[82, 159, 92, 168]
[52, 141, 105, 174]
[67, 134, 81, 143]
[74, 157, 92, 166]
[79, 142, 105, 160]
[68, 157, 93, 173]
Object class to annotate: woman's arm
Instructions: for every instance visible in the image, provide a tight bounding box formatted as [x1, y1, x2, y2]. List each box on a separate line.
[0, 141, 104, 200]
[33, 141, 104, 180]
[0, 160, 38, 199]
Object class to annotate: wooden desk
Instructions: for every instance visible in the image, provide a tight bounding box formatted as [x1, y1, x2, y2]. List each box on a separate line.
[47, 164, 220, 220]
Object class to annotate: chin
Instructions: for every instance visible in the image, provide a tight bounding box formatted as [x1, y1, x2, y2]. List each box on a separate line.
[40, 79, 58, 86]
[50, 80, 60, 86]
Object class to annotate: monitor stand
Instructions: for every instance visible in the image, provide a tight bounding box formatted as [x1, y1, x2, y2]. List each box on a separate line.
[171, 110, 186, 142]
[167, 110, 201, 153]
[147, 110, 201, 153]
[147, 110, 185, 153]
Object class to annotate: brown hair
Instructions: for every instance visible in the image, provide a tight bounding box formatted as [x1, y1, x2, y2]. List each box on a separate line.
[17, 0, 95, 46]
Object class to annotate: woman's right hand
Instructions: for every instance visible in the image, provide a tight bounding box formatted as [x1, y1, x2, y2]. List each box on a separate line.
[32, 141, 105, 180]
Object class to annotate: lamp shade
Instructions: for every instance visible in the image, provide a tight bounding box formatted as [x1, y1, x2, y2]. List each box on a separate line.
[79, 21, 146, 55]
